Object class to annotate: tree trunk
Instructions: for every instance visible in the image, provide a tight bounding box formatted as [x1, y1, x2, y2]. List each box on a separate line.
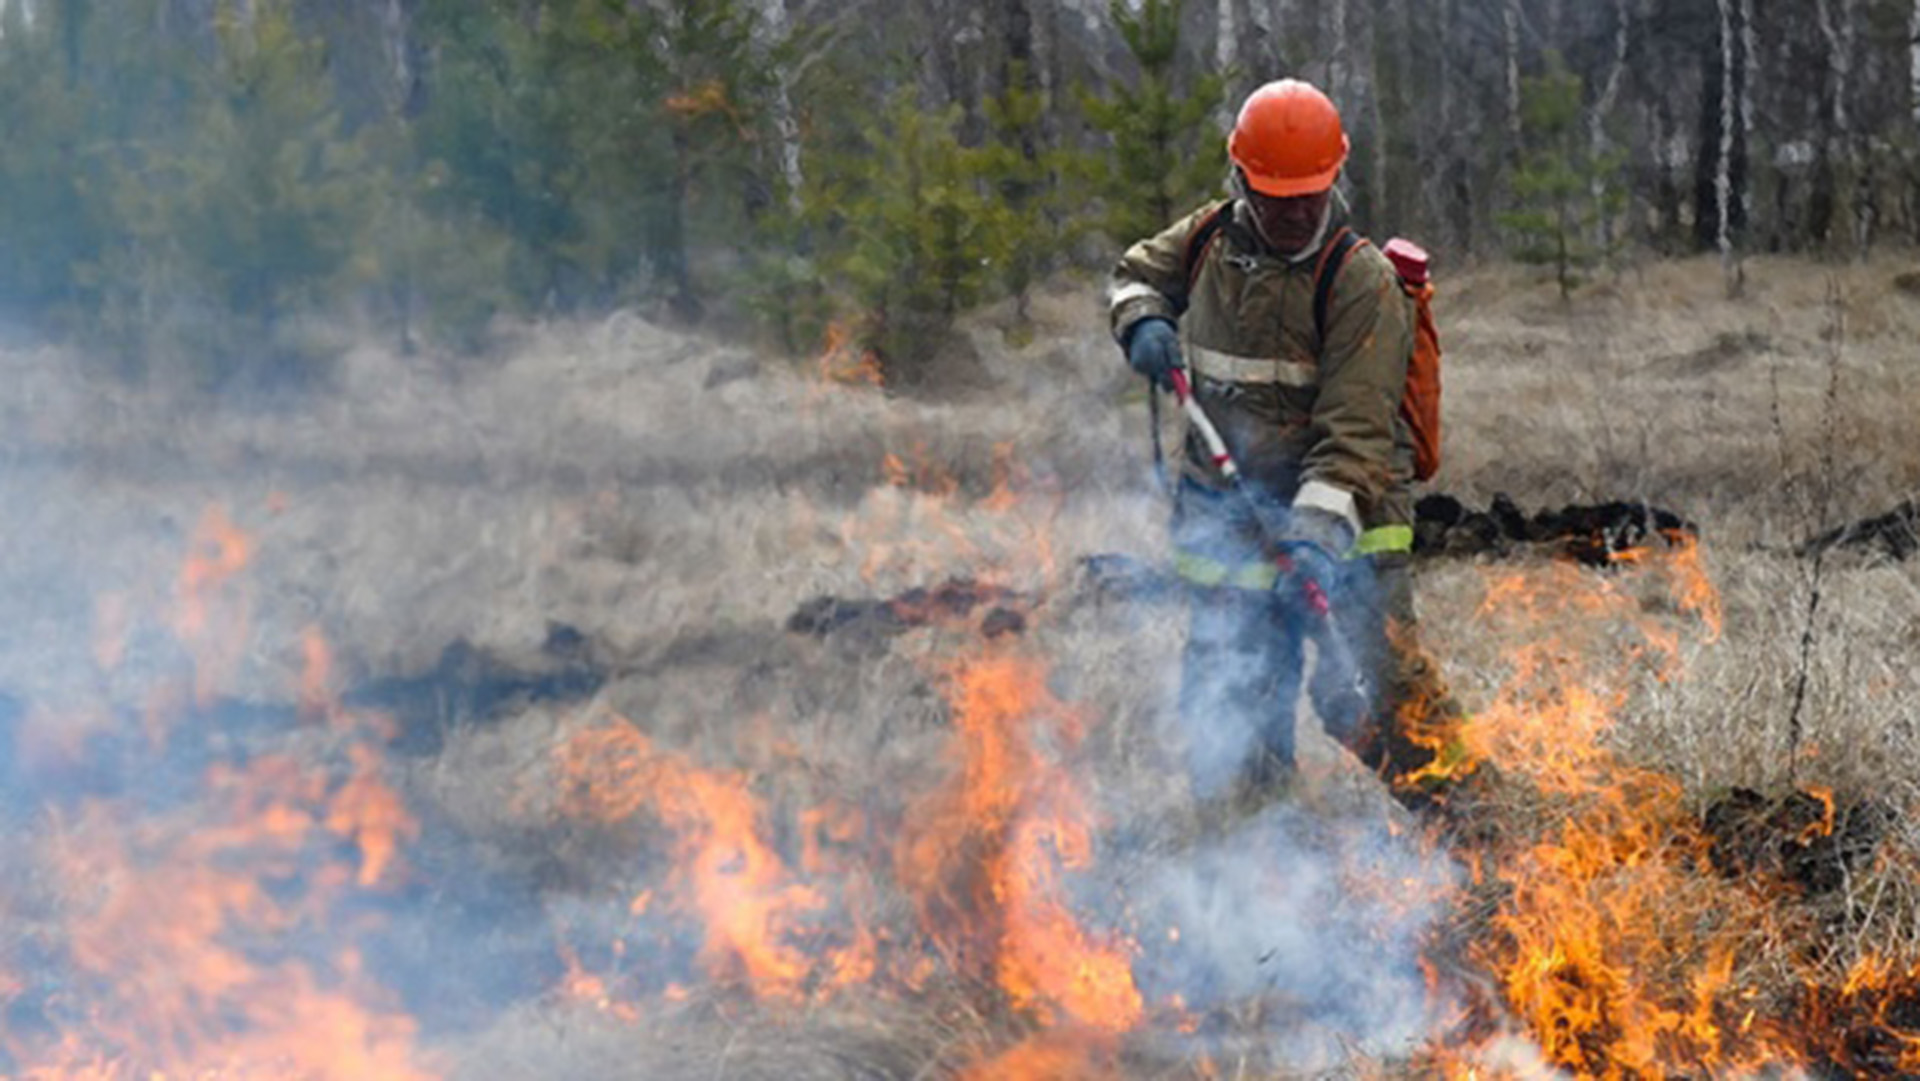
[1911, 0, 1920, 134]
[1694, 0, 1746, 258]
[1217, 0, 1238, 121]
[757, 0, 805, 213]
[1329, 0, 1351, 109]
[1815, 0, 1864, 256]
[1503, 0, 1522, 164]
[1739, 0, 1756, 239]
[1652, 99, 1685, 252]
[1366, 0, 1391, 231]
[1438, 0, 1473, 254]
[1910, 0, 1920, 242]
[1589, 0, 1631, 255]
[1715, 0, 1742, 295]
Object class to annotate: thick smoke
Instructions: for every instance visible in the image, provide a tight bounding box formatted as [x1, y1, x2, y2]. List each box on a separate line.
[1129, 799, 1455, 1063]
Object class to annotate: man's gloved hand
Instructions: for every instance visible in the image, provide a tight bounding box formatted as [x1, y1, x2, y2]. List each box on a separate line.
[1272, 506, 1354, 594]
[1123, 317, 1181, 391]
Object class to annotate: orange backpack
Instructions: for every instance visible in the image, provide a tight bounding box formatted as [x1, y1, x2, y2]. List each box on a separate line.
[1183, 208, 1444, 482]
[1381, 238, 1443, 483]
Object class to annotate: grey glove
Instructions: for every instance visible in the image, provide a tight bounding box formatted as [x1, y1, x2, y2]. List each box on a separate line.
[1123, 317, 1181, 391]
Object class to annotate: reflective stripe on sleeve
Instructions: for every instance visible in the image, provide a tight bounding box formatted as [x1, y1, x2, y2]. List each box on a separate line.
[1355, 524, 1415, 556]
[1172, 550, 1280, 591]
[1187, 344, 1318, 388]
[1109, 281, 1166, 308]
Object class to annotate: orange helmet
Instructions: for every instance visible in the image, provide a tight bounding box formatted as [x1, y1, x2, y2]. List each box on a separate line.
[1228, 79, 1349, 198]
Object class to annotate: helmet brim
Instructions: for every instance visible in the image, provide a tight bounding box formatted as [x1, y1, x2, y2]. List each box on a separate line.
[1241, 160, 1344, 199]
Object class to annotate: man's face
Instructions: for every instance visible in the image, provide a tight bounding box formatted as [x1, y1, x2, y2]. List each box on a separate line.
[1244, 183, 1332, 256]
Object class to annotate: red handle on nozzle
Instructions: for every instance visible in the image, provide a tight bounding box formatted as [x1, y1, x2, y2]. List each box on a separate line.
[1168, 367, 1193, 401]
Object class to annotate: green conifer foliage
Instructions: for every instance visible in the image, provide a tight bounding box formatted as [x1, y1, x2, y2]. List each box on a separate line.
[977, 63, 1083, 328]
[409, 0, 598, 308]
[411, 0, 772, 320]
[92, 1, 373, 384]
[1498, 51, 1625, 300]
[0, 0, 104, 318]
[1082, 0, 1227, 243]
[810, 90, 1013, 376]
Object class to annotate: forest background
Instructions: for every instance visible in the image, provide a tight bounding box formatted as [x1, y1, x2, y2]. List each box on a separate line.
[0, 0, 1915, 387]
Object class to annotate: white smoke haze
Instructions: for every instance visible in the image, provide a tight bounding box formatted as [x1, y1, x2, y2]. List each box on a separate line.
[2, 259, 1919, 1076]
[1127, 802, 1458, 1066]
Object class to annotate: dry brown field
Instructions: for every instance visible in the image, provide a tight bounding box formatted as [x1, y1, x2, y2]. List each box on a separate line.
[0, 251, 1916, 1078]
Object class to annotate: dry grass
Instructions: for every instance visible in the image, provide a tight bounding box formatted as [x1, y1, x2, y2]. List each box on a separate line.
[0, 251, 1917, 1076]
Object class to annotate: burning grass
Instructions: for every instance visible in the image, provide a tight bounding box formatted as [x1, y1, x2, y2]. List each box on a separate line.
[0, 258, 1918, 1076]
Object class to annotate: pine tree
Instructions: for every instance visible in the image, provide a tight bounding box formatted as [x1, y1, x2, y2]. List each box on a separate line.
[0, 0, 104, 319]
[90, 0, 374, 384]
[1082, 0, 1228, 244]
[976, 62, 1081, 327]
[1498, 52, 1623, 301]
[409, 0, 608, 308]
[809, 89, 1013, 377]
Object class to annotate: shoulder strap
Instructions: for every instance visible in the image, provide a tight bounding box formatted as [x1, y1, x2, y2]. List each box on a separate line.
[1181, 202, 1234, 297]
[1312, 227, 1367, 344]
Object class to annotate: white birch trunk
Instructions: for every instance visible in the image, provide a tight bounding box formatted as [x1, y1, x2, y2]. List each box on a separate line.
[1815, 0, 1853, 136]
[757, 0, 805, 212]
[1329, 0, 1350, 108]
[379, 0, 410, 114]
[1816, 0, 1867, 255]
[1716, 0, 1739, 294]
[1911, 0, 1920, 133]
[1217, 0, 1236, 73]
[1368, 7, 1388, 224]
[1217, 0, 1238, 128]
[1589, 0, 1631, 254]
[1503, 0, 1522, 159]
[1740, 0, 1757, 235]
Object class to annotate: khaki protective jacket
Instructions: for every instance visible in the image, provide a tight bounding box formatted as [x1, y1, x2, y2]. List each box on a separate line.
[1109, 197, 1415, 556]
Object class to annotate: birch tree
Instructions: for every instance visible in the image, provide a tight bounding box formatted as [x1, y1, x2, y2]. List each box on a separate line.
[1216, 0, 1237, 122]
[756, 0, 804, 212]
[1911, 0, 1920, 134]
[1814, 0, 1863, 254]
[1715, 0, 1742, 295]
[1588, 0, 1631, 254]
[1328, 0, 1350, 114]
[1503, 0, 1522, 161]
[1739, 0, 1755, 236]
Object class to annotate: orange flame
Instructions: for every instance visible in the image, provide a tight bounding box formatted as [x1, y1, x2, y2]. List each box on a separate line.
[956, 1028, 1117, 1081]
[555, 720, 873, 1002]
[171, 505, 253, 711]
[1, 509, 431, 1079]
[815, 320, 884, 388]
[26, 755, 431, 1080]
[897, 654, 1143, 1032]
[1420, 538, 1920, 1075]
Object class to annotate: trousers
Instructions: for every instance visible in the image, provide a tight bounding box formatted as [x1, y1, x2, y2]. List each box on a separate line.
[1171, 482, 1458, 800]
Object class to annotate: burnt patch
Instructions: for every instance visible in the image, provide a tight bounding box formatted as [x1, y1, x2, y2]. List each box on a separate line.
[1797, 500, 1920, 562]
[787, 578, 1034, 640]
[350, 621, 607, 756]
[1415, 494, 1696, 565]
[1703, 787, 1890, 896]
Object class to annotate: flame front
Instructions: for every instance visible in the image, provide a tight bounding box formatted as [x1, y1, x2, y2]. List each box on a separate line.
[3, 512, 433, 1079]
[899, 653, 1143, 1032]
[1423, 539, 1920, 1076]
[555, 719, 867, 1002]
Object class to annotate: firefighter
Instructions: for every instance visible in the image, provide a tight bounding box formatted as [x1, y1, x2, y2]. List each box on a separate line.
[1109, 79, 1449, 812]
